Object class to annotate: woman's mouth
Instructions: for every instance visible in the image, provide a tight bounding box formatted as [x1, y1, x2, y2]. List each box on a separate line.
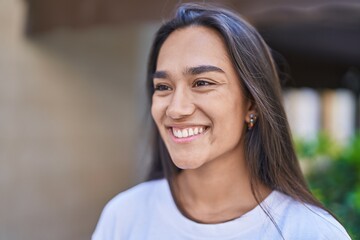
[168, 126, 209, 142]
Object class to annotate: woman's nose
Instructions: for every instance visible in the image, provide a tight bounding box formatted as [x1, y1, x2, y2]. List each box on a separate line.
[166, 88, 195, 119]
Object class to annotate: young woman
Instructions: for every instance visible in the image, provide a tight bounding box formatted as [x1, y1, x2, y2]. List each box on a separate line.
[93, 3, 351, 240]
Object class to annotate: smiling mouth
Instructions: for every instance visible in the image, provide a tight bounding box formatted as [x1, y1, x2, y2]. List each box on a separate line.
[170, 126, 209, 139]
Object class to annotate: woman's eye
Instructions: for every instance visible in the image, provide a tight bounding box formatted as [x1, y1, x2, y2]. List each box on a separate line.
[154, 84, 171, 91]
[193, 80, 213, 87]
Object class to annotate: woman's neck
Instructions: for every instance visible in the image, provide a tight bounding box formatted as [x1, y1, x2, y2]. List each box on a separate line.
[173, 155, 271, 224]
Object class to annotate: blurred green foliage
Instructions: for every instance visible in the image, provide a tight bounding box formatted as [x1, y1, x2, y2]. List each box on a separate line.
[295, 132, 360, 239]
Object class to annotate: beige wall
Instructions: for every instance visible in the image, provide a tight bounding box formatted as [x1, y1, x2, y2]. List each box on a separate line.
[0, 1, 158, 239]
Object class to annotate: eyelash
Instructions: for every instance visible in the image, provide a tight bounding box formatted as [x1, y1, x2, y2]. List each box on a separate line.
[154, 84, 172, 91]
[154, 80, 214, 91]
[192, 80, 214, 87]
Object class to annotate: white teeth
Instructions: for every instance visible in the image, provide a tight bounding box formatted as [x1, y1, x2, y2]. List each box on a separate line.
[172, 127, 206, 139]
[194, 128, 199, 134]
[173, 129, 182, 138]
[177, 129, 183, 138]
[188, 128, 194, 136]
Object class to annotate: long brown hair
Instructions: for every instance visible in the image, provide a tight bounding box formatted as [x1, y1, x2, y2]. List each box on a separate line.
[146, 1, 327, 230]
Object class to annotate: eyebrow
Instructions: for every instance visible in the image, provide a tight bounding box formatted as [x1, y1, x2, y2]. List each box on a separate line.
[153, 65, 225, 79]
[152, 70, 168, 79]
[186, 65, 225, 75]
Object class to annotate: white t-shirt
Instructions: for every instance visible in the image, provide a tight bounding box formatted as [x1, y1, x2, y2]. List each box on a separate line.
[92, 179, 351, 240]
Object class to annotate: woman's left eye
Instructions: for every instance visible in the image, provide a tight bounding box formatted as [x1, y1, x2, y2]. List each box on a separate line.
[193, 80, 213, 87]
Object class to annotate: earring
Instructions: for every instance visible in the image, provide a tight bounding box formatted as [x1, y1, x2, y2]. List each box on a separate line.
[248, 113, 257, 130]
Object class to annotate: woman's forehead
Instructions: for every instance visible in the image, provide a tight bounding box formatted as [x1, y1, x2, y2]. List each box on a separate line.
[157, 26, 231, 71]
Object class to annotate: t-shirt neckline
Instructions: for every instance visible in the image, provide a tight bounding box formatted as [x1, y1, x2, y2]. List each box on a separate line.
[154, 178, 283, 239]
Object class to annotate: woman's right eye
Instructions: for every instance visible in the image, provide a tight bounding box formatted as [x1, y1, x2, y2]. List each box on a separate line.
[154, 84, 172, 91]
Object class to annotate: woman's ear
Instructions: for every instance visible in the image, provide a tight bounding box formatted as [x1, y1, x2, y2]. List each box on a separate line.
[245, 100, 258, 123]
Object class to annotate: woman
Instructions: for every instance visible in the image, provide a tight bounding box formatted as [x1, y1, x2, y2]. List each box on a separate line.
[93, 3, 351, 239]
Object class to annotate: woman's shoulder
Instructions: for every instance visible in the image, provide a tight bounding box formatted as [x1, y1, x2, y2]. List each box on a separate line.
[104, 178, 167, 211]
[92, 178, 168, 240]
[268, 191, 351, 239]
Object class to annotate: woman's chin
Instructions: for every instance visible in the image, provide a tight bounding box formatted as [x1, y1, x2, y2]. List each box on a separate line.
[171, 157, 204, 170]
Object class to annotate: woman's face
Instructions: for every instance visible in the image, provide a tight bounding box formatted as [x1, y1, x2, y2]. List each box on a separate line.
[151, 26, 252, 170]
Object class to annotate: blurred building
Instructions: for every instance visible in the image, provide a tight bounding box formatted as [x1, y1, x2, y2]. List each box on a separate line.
[284, 88, 357, 142]
[0, 0, 359, 239]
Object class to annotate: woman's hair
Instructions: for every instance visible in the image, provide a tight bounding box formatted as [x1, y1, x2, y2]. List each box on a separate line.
[146, 2, 325, 217]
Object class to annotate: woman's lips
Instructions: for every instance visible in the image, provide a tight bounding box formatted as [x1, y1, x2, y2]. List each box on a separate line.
[168, 126, 209, 143]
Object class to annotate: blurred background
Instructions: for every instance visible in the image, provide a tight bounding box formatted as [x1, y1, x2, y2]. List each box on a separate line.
[0, 0, 359, 239]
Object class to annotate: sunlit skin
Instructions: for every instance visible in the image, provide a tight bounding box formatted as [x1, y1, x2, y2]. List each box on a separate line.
[151, 26, 270, 223]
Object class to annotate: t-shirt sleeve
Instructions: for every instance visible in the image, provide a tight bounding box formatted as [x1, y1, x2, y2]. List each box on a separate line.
[314, 214, 352, 240]
[267, 192, 352, 240]
[288, 206, 352, 240]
